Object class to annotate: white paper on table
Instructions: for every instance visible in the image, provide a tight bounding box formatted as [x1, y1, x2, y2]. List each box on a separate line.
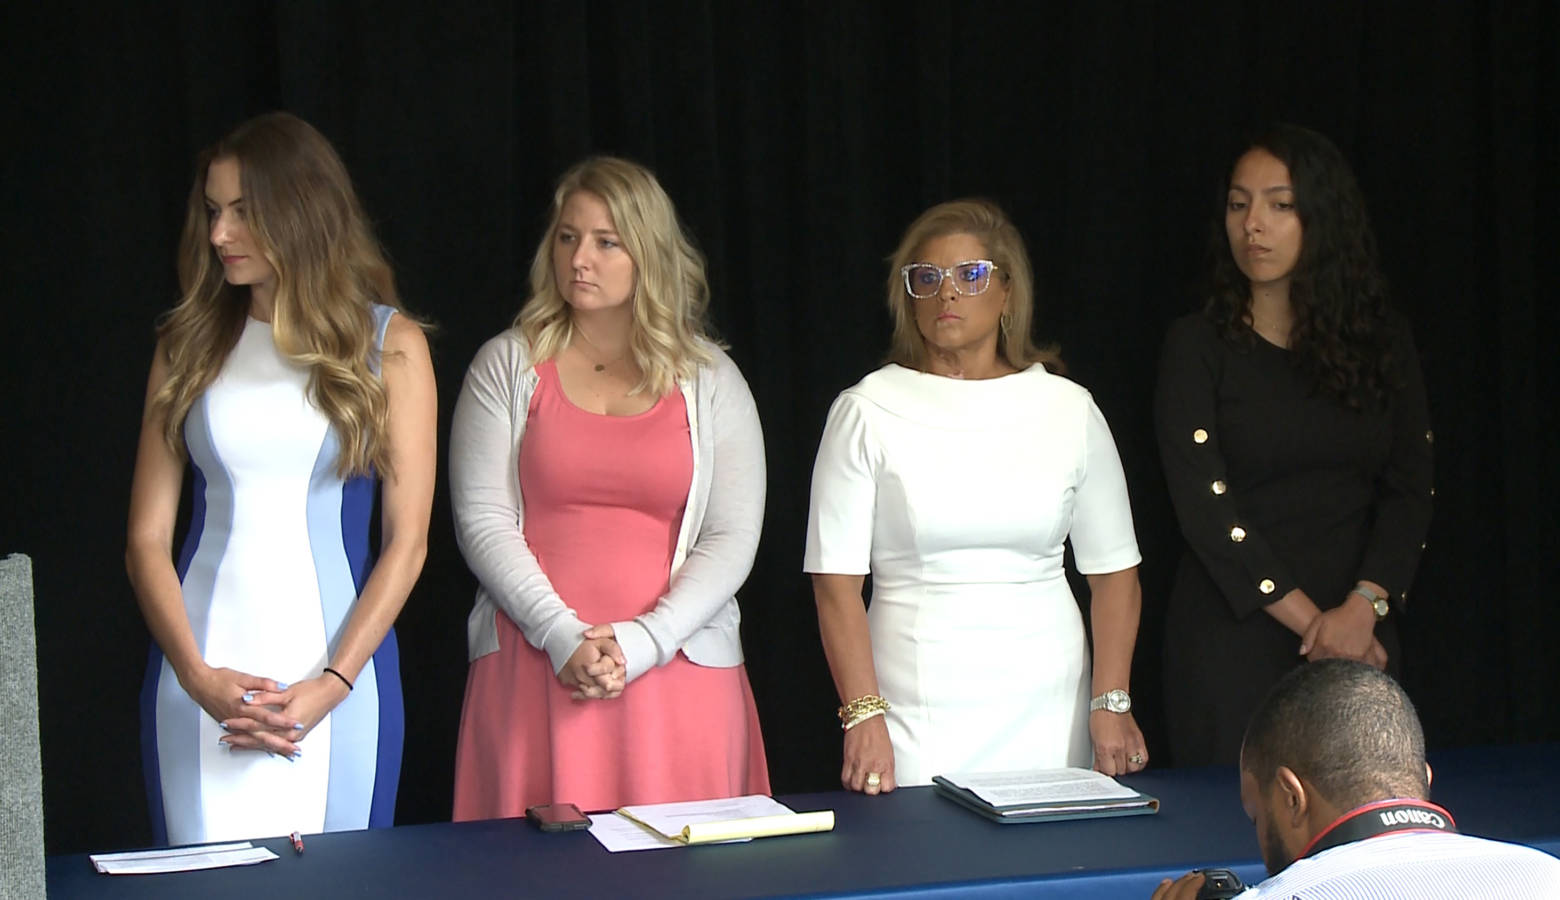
[89, 841, 279, 874]
[941, 767, 1141, 808]
[615, 794, 794, 841]
[585, 813, 688, 852]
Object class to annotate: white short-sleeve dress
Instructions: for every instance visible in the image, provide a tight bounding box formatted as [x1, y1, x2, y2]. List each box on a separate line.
[804, 363, 1141, 785]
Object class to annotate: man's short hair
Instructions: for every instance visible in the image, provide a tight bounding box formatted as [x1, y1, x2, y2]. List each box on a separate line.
[1241, 659, 1429, 804]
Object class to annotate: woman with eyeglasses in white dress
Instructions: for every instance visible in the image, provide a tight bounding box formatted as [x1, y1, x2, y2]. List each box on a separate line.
[805, 199, 1149, 794]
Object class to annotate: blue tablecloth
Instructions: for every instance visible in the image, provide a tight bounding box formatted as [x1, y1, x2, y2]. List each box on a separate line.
[48, 743, 1559, 899]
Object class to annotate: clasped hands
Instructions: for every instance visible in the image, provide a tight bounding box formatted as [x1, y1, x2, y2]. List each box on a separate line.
[1299, 590, 1388, 670]
[559, 624, 627, 700]
[185, 664, 350, 759]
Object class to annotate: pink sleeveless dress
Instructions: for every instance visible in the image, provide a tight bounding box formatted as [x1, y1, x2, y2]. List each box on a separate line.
[452, 361, 770, 817]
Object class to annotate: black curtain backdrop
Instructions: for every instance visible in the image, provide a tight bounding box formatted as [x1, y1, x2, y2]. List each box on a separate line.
[5, 2, 1556, 855]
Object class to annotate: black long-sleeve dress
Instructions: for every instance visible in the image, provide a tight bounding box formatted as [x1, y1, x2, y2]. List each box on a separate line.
[1155, 312, 1433, 766]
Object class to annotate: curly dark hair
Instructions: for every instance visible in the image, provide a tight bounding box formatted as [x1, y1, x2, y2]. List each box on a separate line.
[1205, 123, 1397, 409]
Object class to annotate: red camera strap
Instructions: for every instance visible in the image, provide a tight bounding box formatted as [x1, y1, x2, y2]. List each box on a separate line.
[1299, 798, 1457, 860]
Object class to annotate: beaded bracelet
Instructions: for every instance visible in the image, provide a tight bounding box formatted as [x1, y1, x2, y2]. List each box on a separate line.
[322, 666, 355, 691]
[837, 694, 891, 730]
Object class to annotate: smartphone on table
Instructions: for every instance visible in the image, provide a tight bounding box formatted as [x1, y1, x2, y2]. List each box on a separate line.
[526, 802, 592, 832]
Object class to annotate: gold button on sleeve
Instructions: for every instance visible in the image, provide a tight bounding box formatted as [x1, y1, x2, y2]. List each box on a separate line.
[1193, 428, 1209, 444]
[1259, 578, 1275, 594]
[1211, 480, 1227, 495]
[1426, 430, 1434, 443]
[1229, 526, 1247, 542]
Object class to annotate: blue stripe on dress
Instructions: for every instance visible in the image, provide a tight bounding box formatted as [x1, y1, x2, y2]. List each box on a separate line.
[181, 395, 232, 658]
[369, 305, 393, 374]
[139, 642, 169, 845]
[367, 629, 403, 828]
[307, 427, 378, 832]
[140, 457, 211, 846]
[314, 303, 403, 831]
[147, 395, 233, 845]
[363, 303, 403, 829]
[339, 465, 404, 829]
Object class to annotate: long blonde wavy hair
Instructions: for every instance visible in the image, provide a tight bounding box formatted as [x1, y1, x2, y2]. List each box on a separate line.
[516, 156, 716, 395]
[150, 112, 406, 478]
[884, 198, 1062, 373]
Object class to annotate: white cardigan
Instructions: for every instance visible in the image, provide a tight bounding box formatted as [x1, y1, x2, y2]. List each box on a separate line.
[449, 329, 765, 683]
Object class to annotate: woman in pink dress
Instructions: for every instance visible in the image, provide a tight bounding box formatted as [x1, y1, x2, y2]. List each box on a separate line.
[449, 156, 770, 817]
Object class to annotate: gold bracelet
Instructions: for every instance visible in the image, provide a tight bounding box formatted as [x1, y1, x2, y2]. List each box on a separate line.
[837, 694, 891, 728]
[843, 708, 886, 731]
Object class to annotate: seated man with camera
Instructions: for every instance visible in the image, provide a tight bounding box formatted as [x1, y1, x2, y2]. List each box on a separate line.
[1152, 659, 1560, 899]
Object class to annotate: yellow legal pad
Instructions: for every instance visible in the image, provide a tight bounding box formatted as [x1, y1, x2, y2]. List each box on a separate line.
[615, 795, 835, 845]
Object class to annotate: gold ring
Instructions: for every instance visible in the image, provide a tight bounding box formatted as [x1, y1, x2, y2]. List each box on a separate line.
[1129, 753, 1144, 765]
[865, 772, 882, 787]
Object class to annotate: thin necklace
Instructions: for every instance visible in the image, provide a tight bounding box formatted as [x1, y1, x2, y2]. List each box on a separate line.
[573, 326, 627, 372]
[1248, 306, 1293, 344]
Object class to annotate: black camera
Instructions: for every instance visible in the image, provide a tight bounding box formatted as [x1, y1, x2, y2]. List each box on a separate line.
[1193, 867, 1246, 899]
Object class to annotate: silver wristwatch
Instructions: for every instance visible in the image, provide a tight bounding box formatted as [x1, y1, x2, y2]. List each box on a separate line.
[1090, 689, 1132, 714]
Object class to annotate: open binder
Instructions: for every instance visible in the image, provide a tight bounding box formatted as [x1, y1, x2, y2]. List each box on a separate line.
[932, 768, 1160, 824]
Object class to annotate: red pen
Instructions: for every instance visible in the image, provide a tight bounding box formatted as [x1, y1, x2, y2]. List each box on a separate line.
[290, 830, 304, 855]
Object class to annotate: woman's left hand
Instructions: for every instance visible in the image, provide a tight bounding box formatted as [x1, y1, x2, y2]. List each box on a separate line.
[221, 676, 350, 757]
[1090, 710, 1149, 776]
[1300, 593, 1378, 663]
[577, 623, 628, 699]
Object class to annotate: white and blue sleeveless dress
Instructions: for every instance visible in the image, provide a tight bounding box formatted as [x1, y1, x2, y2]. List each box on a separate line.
[138, 305, 403, 845]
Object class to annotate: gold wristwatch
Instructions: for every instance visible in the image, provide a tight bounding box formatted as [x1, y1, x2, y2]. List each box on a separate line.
[1352, 585, 1389, 620]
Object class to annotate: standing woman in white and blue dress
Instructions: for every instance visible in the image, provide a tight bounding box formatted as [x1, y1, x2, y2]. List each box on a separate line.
[125, 112, 436, 845]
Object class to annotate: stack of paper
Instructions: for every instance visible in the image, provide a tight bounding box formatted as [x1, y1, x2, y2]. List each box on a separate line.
[89, 842, 279, 875]
[933, 768, 1159, 823]
[589, 795, 834, 852]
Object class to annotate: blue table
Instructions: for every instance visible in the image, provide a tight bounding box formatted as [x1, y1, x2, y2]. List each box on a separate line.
[48, 743, 1559, 899]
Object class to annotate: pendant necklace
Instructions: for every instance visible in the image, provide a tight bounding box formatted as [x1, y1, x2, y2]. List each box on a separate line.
[1250, 312, 1292, 347]
[575, 327, 626, 372]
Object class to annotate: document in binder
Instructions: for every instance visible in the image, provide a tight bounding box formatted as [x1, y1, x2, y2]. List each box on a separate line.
[614, 794, 835, 845]
[933, 767, 1160, 824]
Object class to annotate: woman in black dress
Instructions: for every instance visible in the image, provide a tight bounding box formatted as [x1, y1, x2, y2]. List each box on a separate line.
[1156, 124, 1433, 766]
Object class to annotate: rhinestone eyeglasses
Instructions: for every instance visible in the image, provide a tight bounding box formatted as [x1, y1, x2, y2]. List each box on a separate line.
[901, 259, 999, 299]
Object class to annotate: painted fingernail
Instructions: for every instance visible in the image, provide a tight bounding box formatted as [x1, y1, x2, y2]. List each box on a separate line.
[291, 749, 303, 760]
[218, 721, 230, 731]
[218, 737, 229, 748]
[275, 682, 290, 691]
[242, 692, 255, 703]
[293, 722, 304, 730]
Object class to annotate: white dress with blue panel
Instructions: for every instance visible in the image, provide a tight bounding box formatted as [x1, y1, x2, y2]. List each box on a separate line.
[139, 305, 403, 845]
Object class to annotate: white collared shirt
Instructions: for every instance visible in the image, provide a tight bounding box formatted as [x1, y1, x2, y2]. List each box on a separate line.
[1239, 830, 1560, 898]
